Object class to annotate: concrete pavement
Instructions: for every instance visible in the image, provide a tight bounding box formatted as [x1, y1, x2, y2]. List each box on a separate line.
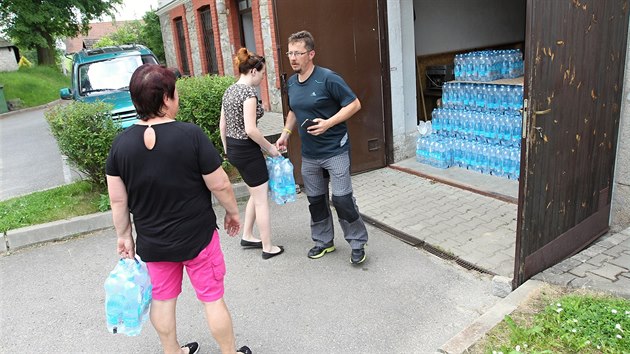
[2, 109, 629, 352]
[351, 164, 630, 299]
[0, 194, 499, 353]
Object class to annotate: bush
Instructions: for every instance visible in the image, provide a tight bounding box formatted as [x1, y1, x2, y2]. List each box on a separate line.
[176, 74, 235, 152]
[45, 101, 122, 189]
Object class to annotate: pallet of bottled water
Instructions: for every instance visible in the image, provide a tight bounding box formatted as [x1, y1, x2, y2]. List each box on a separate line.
[416, 75, 523, 180]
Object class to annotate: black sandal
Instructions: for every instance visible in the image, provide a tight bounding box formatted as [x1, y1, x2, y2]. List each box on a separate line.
[237, 345, 252, 354]
[181, 342, 199, 354]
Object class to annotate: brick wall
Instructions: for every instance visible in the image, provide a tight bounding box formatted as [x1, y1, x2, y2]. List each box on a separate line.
[158, 0, 281, 112]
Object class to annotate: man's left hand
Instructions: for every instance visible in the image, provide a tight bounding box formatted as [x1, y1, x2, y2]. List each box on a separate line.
[307, 118, 330, 136]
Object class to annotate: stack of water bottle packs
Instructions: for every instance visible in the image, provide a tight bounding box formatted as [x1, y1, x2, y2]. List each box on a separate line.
[266, 155, 297, 204]
[416, 51, 524, 180]
[454, 49, 524, 82]
[104, 257, 152, 336]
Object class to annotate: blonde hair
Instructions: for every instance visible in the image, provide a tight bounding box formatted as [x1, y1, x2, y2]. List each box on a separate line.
[234, 47, 265, 74]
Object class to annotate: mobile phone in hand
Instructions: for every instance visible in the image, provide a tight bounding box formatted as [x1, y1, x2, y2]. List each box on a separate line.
[301, 119, 317, 129]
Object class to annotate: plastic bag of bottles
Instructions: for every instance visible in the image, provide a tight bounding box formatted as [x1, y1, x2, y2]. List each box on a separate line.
[266, 155, 297, 205]
[104, 257, 152, 336]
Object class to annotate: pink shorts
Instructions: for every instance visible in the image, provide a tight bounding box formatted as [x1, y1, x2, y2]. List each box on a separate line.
[146, 230, 226, 302]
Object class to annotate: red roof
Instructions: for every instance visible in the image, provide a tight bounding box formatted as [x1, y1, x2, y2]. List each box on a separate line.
[64, 21, 136, 54]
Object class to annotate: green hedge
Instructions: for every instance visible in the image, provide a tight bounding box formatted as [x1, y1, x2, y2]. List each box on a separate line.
[45, 101, 122, 189]
[176, 74, 235, 152]
[44, 75, 233, 190]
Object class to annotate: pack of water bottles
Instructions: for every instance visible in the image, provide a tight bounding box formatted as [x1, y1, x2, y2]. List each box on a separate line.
[442, 82, 523, 112]
[266, 155, 297, 204]
[416, 79, 523, 179]
[454, 49, 523, 82]
[104, 257, 152, 336]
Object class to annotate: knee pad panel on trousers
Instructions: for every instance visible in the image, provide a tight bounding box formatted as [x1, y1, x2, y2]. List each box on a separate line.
[332, 193, 359, 223]
[308, 195, 330, 222]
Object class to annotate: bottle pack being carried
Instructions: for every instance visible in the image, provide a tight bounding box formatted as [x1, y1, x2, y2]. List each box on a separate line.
[104, 257, 152, 336]
[266, 155, 296, 205]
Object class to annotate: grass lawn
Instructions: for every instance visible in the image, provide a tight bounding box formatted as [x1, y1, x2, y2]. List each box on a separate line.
[0, 66, 70, 108]
[469, 283, 630, 353]
[0, 181, 104, 233]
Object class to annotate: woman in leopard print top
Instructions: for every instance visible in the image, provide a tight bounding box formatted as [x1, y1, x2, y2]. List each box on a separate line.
[220, 48, 284, 259]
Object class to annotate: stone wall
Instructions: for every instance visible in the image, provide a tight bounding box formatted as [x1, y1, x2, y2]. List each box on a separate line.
[259, 1, 281, 113]
[184, 2, 203, 77]
[159, 12, 177, 68]
[0, 48, 18, 72]
[611, 23, 630, 232]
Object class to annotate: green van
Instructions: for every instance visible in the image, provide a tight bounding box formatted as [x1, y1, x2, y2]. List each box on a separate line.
[60, 45, 159, 128]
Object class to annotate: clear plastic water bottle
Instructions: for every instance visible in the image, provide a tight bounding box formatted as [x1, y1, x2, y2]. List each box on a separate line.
[431, 109, 442, 135]
[479, 53, 491, 82]
[507, 148, 519, 180]
[501, 147, 512, 179]
[498, 85, 510, 112]
[488, 146, 501, 177]
[471, 53, 480, 81]
[442, 82, 451, 108]
[104, 273, 124, 334]
[479, 143, 490, 174]
[514, 85, 524, 111]
[465, 54, 474, 81]
[122, 281, 142, 336]
[272, 158, 284, 204]
[513, 147, 521, 179]
[454, 54, 463, 81]
[281, 158, 296, 203]
[510, 113, 522, 147]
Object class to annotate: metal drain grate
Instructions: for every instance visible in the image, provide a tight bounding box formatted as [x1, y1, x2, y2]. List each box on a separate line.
[361, 214, 496, 276]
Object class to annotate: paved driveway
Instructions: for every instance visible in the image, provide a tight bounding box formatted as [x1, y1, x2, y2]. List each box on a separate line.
[0, 107, 81, 200]
[0, 195, 499, 353]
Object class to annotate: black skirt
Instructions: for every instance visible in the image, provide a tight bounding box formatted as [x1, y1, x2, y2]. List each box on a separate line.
[226, 137, 269, 187]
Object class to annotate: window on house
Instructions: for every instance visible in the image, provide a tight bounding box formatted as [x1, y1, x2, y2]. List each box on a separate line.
[174, 17, 190, 76]
[198, 6, 219, 74]
[238, 0, 255, 51]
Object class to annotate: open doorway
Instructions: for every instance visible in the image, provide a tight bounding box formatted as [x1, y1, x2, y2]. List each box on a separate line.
[397, 0, 628, 286]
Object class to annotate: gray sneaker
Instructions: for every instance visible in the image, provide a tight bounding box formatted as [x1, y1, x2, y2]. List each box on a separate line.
[307, 244, 336, 259]
[350, 248, 366, 264]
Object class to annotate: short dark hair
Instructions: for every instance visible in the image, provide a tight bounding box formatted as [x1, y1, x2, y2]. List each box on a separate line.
[129, 64, 176, 120]
[288, 30, 315, 51]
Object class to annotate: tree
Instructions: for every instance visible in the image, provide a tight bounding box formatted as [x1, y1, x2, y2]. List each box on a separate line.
[140, 10, 165, 63]
[94, 20, 143, 48]
[93, 10, 165, 64]
[0, 0, 123, 65]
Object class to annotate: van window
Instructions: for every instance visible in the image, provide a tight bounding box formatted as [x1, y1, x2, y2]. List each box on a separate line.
[79, 55, 157, 96]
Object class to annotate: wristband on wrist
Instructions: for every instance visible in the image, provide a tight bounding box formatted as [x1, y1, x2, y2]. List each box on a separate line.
[283, 128, 292, 135]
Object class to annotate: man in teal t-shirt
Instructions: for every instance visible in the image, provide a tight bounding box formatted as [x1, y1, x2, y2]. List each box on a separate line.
[276, 30, 369, 265]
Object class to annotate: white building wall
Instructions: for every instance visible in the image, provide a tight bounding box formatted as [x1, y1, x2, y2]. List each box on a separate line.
[387, 0, 418, 162]
[0, 48, 18, 72]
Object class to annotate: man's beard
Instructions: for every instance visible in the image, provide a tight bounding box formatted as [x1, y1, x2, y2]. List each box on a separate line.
[292, 68, 302, 74]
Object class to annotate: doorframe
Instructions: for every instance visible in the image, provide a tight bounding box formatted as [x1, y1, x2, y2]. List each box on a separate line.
[378, 0, 395, 165]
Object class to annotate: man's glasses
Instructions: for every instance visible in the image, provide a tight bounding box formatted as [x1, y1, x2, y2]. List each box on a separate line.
[286, 51, 309, 58]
